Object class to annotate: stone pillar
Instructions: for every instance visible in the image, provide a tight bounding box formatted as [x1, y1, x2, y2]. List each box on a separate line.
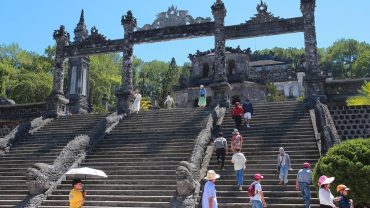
[45, 25, 69, 117]
[300, 0, 326, 103]
[116, 11, 137, 115]
[68, 10, 90, 114]
[211, 0, 227, 82]
[210, 0, 231, 108]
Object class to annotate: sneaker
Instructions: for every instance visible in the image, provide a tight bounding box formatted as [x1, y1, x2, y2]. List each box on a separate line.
[239, 186, 243, 191]
[247, 125, 250, 128]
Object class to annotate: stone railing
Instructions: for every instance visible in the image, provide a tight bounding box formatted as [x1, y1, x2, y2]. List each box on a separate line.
[309, 99, 341, 155]
[0, 116, 53, 156]
[170, 106, 225, 208]
[329, 105, 370, 140]
[16, 112, 123, 208]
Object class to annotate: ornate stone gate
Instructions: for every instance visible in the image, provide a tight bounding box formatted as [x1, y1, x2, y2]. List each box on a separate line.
[46, 0, 323, 116]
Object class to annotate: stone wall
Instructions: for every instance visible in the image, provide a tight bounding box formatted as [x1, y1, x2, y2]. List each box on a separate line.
[325, 78, 370, 103]
[0, 102, 45, 137]
[329, 105, 370, 140]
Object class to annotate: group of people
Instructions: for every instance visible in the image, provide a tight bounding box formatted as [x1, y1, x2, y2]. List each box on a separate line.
[231, 99, 254, 129]
[205, 132, 354, 208]
[129, 89, 176, 114]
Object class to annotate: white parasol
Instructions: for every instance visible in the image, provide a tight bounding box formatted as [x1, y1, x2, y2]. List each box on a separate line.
[65, 167, 108, 179]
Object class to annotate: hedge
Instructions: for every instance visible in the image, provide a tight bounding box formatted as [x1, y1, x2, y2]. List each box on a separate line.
[313, 138, 370, 207]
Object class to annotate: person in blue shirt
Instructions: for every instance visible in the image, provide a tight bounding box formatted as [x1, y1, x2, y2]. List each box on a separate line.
[202, 170, 220, 208]
[198, 85, 207, 108]
[336, 184, 353, 208]
[242, 99, 253, 128]
[296, 162, 312, 208]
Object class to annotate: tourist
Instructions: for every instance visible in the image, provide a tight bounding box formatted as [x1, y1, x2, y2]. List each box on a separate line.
[202, 170, 220, 208]
[230, 129, 243, 153]
[164, 92, 175, 109]
[242, 99, 253, 128]
[69, 179, 85, 208]
[130, 89, 142, 114]
[198, 84, 207, 108]
[318, 175, 337, 208]
[231, 148, 247, 191]
[214, 132, 228, 170]
[296, 162, 312, 208]
[249, 173, 267, 208]
[336, 184, 353, 208]
[232, 102, 244, 129]
[277, 147, 292, 186]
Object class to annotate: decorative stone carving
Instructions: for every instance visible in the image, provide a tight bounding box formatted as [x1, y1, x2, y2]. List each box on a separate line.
[81, 26, 108, 45]
[246, 1, 281, 24]
[137, 5, 211, 31]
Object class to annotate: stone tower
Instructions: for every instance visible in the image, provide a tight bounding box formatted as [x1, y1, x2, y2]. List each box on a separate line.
[67, 10, 90, 114]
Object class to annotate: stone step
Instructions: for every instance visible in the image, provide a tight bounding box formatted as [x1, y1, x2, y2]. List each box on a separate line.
[218, 203, 319, 208]
[41, 200, 170, 207]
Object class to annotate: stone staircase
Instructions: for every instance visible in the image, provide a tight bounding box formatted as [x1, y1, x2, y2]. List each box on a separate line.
[208, 101, 320, 208]
[39, 108, 209, 208]
[0, 113, 107, 208]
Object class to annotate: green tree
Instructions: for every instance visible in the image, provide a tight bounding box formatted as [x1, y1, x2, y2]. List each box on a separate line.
[324, 39, 370, 78]
[346, 81, 370, 106]
[89, 53, 121, 111]
[10, 72, 52, 103]
[313, 139, 370, 207]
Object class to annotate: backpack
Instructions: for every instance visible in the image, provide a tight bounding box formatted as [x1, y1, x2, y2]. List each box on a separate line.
[247, 182, 257, 197]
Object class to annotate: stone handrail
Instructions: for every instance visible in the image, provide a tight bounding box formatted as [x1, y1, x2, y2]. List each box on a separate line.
[309, 99, 341, 155]
[170, 106, 225, 208]
[0, 116, 53, 156]
[16, 112, 123, 208]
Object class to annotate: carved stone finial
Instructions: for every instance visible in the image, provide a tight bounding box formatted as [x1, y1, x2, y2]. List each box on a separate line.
[121, 10, 137, 28]
[53, 25, 70, 44]
[79, 9, 85, 23]
[246, 1, 280, 24]
[137, 6, 211, 31]
[74, 9, 88, 42]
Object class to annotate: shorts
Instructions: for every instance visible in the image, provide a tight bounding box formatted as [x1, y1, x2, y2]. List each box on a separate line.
[244, 112, 252, 120]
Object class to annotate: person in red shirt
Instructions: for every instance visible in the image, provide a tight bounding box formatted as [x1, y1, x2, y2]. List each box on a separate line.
[232, 102, 244, 130]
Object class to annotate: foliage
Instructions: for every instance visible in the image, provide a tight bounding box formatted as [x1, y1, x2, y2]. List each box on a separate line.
[265, 82, 284, 102]
[89, 53, 121, 111]
[313, 138, 370, 207]
[346, 81, 370, 106]
[10, 72, 52, 103]
[0, 43, 53, 102]
[323, 39, 370, 78]
[140, 97, 152, 111]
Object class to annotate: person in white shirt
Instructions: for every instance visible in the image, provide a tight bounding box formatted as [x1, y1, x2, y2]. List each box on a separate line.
[318, 175, 338, 208]
[231, 148, 247, 191]
[250, 173, 267, 208]
[130, 89, 142, 114]
[164, 92, 175, 109]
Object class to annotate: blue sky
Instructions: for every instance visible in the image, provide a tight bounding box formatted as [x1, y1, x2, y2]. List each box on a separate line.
[1, 0, 369, 65]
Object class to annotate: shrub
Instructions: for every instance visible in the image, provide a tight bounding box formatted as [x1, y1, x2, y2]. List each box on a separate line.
[313, 138, 370, 207]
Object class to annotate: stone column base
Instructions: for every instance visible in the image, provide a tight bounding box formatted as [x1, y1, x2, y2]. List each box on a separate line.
[209, 81, 232, 108]
[45, 93, 69, 118]
[68, 94, 88, 114]
[115, 87, 131, 115]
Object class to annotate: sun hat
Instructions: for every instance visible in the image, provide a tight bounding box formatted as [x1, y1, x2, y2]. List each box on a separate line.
[235, 102, 240, 105]
[254, 173, 264, 180]
[318, 175, 335, 186]
[200, 84, 204, 88]
[232, 129, 239, 134]
[336, 184, 350, 192]
[303, 162, 311, 168]
[205, 170, 220, 180]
